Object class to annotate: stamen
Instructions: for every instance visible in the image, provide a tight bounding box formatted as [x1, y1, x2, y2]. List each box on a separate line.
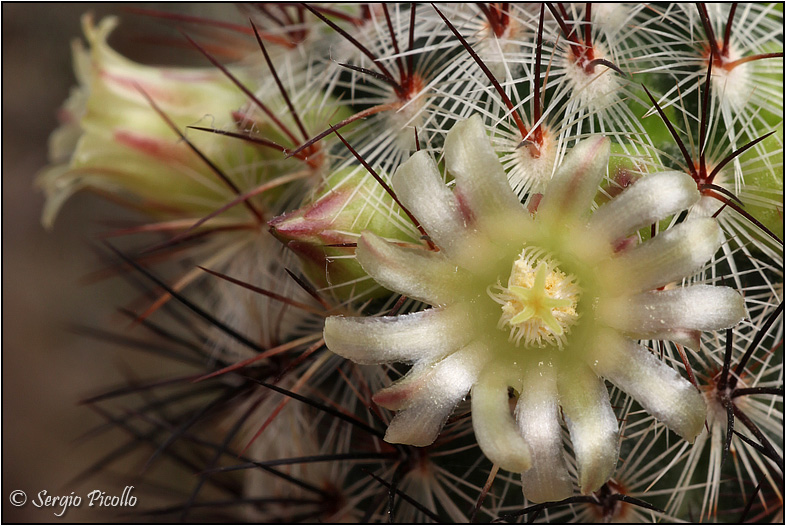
[490, 248, 581, 347]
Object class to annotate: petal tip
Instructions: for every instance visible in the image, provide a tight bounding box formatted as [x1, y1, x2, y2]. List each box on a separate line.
[383, 425, 436, 447]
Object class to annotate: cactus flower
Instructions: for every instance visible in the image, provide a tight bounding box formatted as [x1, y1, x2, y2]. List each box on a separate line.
[324, 115, 747, 502]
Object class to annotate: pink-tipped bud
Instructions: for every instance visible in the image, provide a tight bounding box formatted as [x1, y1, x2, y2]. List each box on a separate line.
[37, 15, 276, 228]
[269, 167, 418, 301]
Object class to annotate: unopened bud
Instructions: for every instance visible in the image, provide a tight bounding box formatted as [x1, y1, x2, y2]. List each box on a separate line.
[37, 15, 267, 228]
[269, 167, 418, 301]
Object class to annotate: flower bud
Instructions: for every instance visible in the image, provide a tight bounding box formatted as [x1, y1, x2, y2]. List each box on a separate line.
[269, 167, 418, 301]
[37, 15, 269, 228]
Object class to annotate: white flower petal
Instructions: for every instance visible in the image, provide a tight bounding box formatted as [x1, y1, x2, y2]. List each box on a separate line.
[588, 171, 700, 244]
[538, 136, 610, 223]
[443, 114, 523, 221]
[377, 341, 490, 446]
[391, 150, 500, 274]
[392, 150, 466, 253]
[370, 361, 431, 412]
[324, 304, 475, 365]
[607, 218, 724, 294]
[516, 362, 573, 503]
[598, 285, 747, 339]
[557, 364, 620, 495]
[382, 400, 454, 447]
[591, 330, 707, 442]
[471, 363, 531, 473]
[357, 231, 465, 305]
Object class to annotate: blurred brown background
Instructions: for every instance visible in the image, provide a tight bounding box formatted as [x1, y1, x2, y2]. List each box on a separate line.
[2, 4, 235, 522]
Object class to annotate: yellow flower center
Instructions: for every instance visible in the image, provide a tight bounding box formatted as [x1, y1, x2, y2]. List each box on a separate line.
[490, 248, 581, 347]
